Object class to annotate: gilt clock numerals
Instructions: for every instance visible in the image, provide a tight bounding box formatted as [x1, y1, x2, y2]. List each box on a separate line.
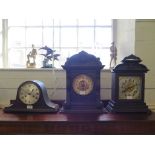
[73, 74, 94, 96]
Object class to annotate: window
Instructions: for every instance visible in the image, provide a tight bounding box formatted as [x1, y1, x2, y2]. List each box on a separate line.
[1, 18, 113, 69]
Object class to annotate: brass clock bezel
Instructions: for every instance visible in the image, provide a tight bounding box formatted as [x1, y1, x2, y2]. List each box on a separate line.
[72, 74, 94, 96]
[18, 81, 41, 105]
[119, 76, 142, 100]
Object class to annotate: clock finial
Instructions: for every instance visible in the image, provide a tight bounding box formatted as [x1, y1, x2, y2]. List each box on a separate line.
[122, 54, 142, 63]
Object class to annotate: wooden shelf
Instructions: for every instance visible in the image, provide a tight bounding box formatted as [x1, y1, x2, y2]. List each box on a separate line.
[0, 110, 155, 134]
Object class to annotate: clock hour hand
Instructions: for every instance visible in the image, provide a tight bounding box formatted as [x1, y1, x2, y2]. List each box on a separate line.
[27, 88, 35, 96]
[21, 87, 30, 95]
[30, 88, 34, 93]
[122, 84, 137, 93]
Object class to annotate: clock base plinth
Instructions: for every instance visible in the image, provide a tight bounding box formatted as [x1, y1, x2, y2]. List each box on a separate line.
[104, 100, 151, 113]
[61, 104, 104, 114]
[4, 108, 58, 113]
[4, 100, 59, 113]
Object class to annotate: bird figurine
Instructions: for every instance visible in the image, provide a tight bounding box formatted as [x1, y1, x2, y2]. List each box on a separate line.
[39, 46, 55, 55]
[39, 46, 60, 68]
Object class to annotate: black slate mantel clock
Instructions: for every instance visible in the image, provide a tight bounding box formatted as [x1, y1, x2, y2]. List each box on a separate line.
[62, 51, 104, 113]
[105, 54, 151, 113]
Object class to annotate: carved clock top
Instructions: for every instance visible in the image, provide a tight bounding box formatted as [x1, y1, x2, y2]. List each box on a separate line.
[62, 51, 104, 69]
[113, 54, 149, 73]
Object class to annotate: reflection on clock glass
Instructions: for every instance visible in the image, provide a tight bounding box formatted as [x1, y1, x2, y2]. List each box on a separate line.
[119, 76, 142, 100]
[73, 74, 94, 95]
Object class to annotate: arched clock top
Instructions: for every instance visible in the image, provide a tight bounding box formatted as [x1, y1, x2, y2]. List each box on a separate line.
[62, 51, 104, 70]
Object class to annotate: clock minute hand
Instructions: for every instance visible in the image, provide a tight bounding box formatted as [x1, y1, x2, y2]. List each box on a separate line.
[28, 89, 34, 95]
[21, 87, 30, 95]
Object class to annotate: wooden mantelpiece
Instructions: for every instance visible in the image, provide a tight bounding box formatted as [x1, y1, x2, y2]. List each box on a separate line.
[0, 110, 155, 134]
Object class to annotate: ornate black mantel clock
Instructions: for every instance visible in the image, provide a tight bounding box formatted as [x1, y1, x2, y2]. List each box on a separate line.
[62, 51, 104, 113]
[105, 54, 150, 113]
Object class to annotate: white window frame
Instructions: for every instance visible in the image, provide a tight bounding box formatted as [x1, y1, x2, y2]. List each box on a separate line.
[1, 19, 114, 69]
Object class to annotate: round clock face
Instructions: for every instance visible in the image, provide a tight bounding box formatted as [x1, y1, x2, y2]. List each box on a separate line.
[18, 81, 40, 105]
[119, 76, 142, 100]
[72, 74, 94, 96]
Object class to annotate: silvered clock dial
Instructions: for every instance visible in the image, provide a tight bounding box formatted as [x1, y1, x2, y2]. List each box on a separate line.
[119, 76, 142, 100]
[19, 81, 40, 105]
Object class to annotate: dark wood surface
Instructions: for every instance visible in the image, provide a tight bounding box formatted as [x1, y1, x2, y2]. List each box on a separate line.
[0, 110, 155, 134]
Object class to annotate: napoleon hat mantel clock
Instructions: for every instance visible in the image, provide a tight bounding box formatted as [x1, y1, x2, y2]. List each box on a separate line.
[62, 51, 104, 113]
[105, 54, 150, 113]
[4, 80, 59, 113]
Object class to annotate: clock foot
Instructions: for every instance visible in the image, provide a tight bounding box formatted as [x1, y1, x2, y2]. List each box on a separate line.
[104, 100, 151, 113]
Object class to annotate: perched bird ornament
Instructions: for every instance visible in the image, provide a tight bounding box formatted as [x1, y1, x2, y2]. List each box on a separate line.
[39, 46, 60, 68]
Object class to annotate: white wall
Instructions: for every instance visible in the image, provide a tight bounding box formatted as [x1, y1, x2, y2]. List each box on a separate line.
[135, 19, 155, 111]
[115, 19, 135, 63]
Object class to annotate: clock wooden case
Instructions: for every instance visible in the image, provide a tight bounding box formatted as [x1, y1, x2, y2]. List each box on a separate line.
[62, 51, 104, 113]
[4, 80, 59, 113]
[105, 54, 150, 113]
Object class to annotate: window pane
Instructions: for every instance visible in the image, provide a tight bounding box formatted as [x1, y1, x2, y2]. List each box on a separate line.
[43, 28, 53, 46]
[96, 19, 112, 26]
[52, 19, 60, 26]
[85, 49, 110, 68]
[78, 27, 94, 48]
[53, 27, 60, 48]
[8, 18, 25, 26]
[95, 27, 112, 47]
[8, 27, 25, 48]
[26, 28, 42, 47]
[8, 48, 26, 68]
[43, 18, 53, 26]
[93, 49, 111, 69]
[59, 48, 78, 66]
[26, 18, 42, 26]
[61, 27, 77, 47]
[78, 19, 94, 26]
[60, 19, 77, 26]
